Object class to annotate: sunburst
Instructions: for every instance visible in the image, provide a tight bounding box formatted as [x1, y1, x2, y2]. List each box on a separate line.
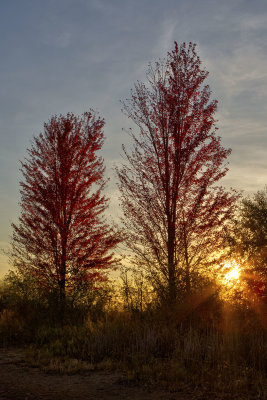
[222, 261, 240, 285]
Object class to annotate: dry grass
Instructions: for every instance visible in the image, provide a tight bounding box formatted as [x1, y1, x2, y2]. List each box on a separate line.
[0, 284, 266, 399]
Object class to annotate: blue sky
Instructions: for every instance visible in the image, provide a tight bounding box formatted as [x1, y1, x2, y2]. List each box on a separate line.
[1, 0, 267, 275]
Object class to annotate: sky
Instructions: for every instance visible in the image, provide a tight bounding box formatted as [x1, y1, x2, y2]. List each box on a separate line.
[0, 0, 267, 276]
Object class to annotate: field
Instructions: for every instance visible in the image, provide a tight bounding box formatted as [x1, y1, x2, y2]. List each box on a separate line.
[0, 280, 266, 400]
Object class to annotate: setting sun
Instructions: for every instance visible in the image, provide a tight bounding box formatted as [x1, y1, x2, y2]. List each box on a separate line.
[221, 261, 241, 285]
[225, 266, 240, 282]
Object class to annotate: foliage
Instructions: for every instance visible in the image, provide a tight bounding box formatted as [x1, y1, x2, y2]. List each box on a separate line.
[0, 269, 114, 346]
[116, 42, 238, 303]
[11, 112, 120, 303]
[227, 188, 267, 301]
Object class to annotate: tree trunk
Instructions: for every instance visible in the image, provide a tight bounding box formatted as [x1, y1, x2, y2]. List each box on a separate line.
[183, 226, 191, 295]
[185, 262, 191, 295]
[59, 278, 66, 320]
[59, 279, 66, 302]
[59, 235, 67, 319]
[167, 224, 176, 304]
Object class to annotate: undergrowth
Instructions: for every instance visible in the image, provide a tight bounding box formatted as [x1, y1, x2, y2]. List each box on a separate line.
[0, 278, 266, 399]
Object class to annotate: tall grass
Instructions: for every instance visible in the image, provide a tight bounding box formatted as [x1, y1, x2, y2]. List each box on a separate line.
[0, 275, 266, 399]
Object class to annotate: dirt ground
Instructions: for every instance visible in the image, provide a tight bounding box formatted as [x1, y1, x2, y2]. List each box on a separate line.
[0, 348, 192, 400]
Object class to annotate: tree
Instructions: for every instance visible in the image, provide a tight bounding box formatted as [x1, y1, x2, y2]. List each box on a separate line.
[228, 189, 267, 301]
[11, 111, 119, 304]
[116, 42, 238, 304]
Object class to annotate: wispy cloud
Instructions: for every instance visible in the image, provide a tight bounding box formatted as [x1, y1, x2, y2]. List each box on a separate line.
[239, 13, 267, 31]
[153, 18, 177, 57]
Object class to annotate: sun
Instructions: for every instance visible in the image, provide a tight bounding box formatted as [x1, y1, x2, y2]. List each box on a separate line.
[222, 261, 240, 285]
[225, 266, 240, 282]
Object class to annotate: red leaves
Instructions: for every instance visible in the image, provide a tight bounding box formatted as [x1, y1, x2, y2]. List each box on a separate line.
[117, 42, 239, 302]
[11, 112, 120, 296]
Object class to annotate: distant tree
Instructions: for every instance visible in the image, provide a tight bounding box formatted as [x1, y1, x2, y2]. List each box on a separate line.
[11, 112, 120, 305]
[228, 189, 267, 301]
[120, 267, 152, 312]
[116, 42, 238, 304]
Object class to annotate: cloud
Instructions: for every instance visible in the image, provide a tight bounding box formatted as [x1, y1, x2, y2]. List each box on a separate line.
[153, 18, 177, 57]
[239, 13, 267, 31]
[212, 45, 267, 97]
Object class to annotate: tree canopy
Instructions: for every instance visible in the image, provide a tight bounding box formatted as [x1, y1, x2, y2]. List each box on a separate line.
[228, 188, 267, 301]
[116, 42, 238, 303]
[11, 112, 120, 302]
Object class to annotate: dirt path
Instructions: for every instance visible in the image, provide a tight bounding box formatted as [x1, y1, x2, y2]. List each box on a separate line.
[0, 348, 190, 400]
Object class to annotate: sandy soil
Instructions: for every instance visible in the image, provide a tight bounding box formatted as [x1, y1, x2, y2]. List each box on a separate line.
[0, 348, 191, 400]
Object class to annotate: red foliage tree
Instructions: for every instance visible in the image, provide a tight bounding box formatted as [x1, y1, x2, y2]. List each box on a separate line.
[116, 42, 238, 304]
[11, 112, 119, 302]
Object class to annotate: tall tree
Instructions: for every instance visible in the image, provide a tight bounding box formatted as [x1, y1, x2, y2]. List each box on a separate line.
[228, 189, 267, 301]
[116, 42, 238, 304]
[11, 112, 119, 303]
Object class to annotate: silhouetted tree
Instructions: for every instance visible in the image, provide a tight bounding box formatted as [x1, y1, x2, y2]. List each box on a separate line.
[11, 112, 119, 305]
[116, 42, 238, 304]
[228, 189, 267, 301]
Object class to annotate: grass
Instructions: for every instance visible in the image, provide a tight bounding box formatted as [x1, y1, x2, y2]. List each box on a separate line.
[0, 282, 266, 399]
